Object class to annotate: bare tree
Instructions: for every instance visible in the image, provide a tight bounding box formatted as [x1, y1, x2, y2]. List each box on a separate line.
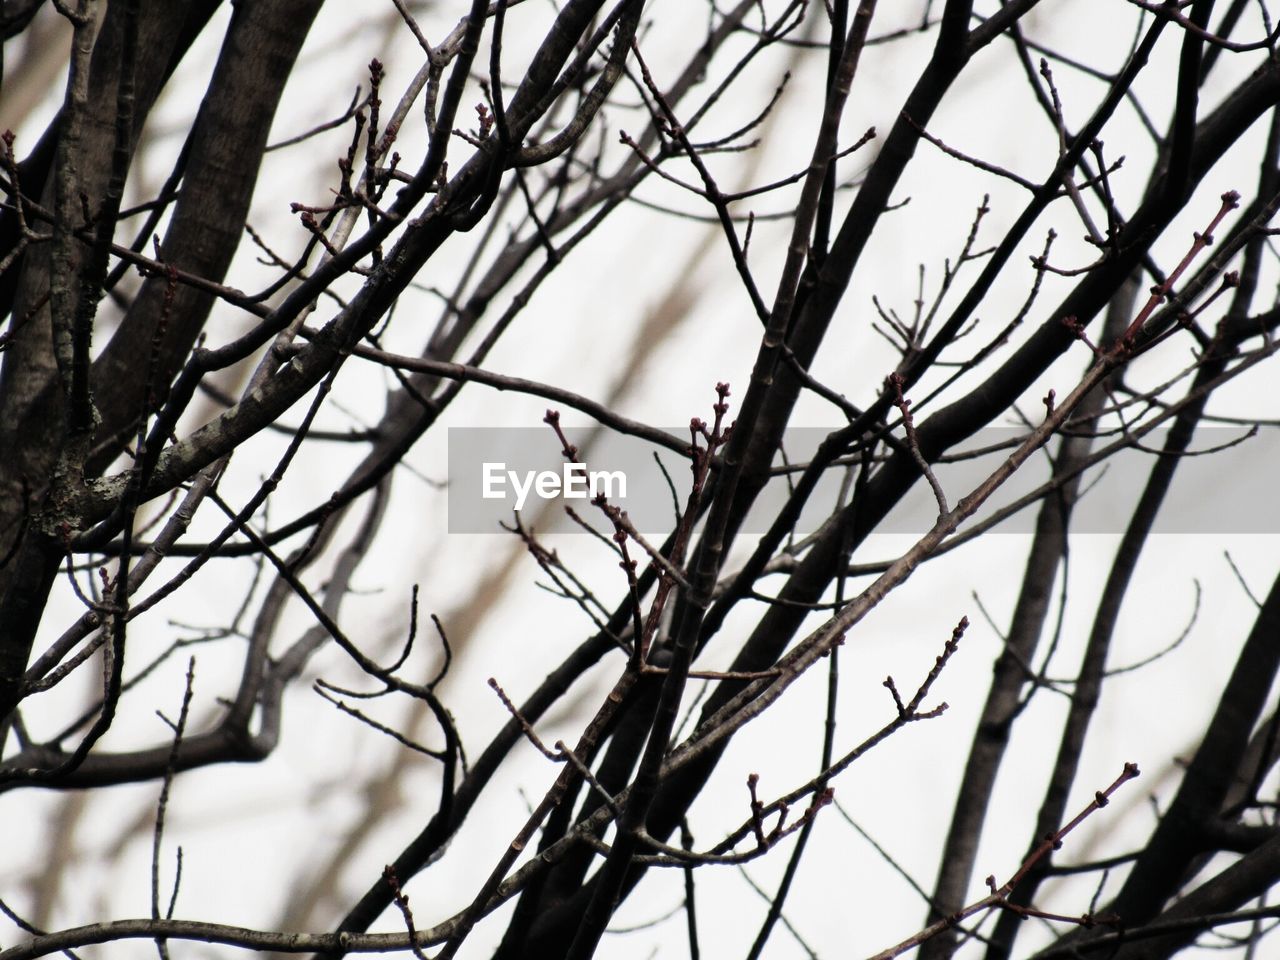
[3, 1, 1280, 958]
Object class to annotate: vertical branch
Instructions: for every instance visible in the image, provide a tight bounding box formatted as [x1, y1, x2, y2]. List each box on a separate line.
[810, 0, 849, 265]
[918, 273, 1139, 960]
[1164, 0, 1215, 202]
[564, 389, 732, 960]
[48, 0, 99, 436]
[151, 658, 196, 959]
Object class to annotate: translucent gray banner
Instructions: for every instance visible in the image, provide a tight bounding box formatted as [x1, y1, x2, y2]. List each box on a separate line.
[447, 425, 1279, 535]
